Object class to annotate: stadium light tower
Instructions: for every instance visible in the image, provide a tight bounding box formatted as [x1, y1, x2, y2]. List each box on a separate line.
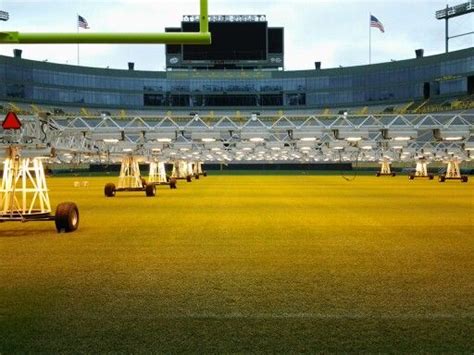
[0, 10, 9, 21]
[0, 0, 210, 45]
[436, 1, 474, 53]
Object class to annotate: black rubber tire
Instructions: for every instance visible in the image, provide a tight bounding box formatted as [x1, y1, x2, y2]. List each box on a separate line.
[439, 176, 446, 183]
[145, 183, 156, 197]
[409, 175, 415, 180]
[461, 176, 468, 183]
[104, 183, 116, 197]
[195, 174, 200, 180]
[55, 202, 79, 233]
[376, 173, 381, 177]
[169, 178, 177, 189]
[186, 175, 192, 183]
[203, 171, 207, 177]
[392, 173, 396, 177]
[141, 178, 147, 188]
[428, 174, 434, 180]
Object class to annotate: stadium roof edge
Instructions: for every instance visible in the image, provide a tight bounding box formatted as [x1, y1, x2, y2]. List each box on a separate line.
[0, 47, 472, 79]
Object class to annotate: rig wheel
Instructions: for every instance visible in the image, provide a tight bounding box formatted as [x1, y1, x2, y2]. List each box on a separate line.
[461, 176, 468, 183]
[104, 183, 116, 197]
[169, 178, 177, 189]
[409, 175, 415, 180]
[428, 174, 434, 180]
[392, 173, 396, 177]
[195, 174, 200, 180]
[145, 183, 156, 197]
[438, 176, 446, 183]
[55, 202, 79, 233]
[186, 175, 192, 183]
[203, 171, 208, 177]
[376, 172, 381, 177]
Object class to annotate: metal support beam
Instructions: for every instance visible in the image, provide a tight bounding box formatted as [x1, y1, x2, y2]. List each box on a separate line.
[446, 5, 449, 53]
[0, 0, 211, 45]
[449, 31, 474, 39]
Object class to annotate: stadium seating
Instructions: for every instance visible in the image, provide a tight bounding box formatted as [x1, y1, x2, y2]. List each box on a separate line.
[2, 97, 473, 119]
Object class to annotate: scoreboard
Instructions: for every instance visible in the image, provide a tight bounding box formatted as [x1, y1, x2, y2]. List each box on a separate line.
[166, 15, 284, 70]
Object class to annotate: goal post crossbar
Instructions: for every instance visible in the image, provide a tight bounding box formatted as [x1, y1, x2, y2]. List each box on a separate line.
[0, 0, 210, 45]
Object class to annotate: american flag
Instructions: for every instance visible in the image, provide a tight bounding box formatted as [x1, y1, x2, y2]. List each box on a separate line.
[370, 15, 384, 33]
[78, 15, 89, 29]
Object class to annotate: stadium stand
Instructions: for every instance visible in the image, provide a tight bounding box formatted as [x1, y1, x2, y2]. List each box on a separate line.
[0, 47, 472, 117]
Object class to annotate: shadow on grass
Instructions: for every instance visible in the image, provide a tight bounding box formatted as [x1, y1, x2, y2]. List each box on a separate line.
[0, 224, 59, 238]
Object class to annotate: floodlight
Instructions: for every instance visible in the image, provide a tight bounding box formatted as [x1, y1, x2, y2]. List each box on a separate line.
[384, 130, 417, 140]
[293, 130, 323, 140]
[174, 142, 193, 150]
[435, 129, 469, 141]
[0, 10, 9, 21]
[389, 141, 408, 148]
[91, 131, 122, 142]
[328, 141, 348, 149]
[241, 130, 270, 140]
[337, 130, 369, 141]
[444, 136, 464, 141]
[346, 137, 362, 142]
[103, 138, 119, 144]
[436, 1, 474, 19]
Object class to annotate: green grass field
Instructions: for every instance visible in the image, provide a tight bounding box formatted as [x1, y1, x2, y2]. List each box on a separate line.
[1, 174, 473, 353]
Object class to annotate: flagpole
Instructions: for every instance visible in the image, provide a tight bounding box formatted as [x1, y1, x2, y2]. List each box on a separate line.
[369, 13, 372, 64]
[77, 13, 80, 65]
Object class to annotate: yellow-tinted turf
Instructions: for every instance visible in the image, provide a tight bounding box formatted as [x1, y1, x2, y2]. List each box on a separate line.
[0, 175, 473, 352]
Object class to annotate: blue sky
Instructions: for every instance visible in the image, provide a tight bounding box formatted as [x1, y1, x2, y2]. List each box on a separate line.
[0, 0, 472, 70]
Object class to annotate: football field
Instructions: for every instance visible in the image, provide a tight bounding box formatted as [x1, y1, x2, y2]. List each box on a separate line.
[1, 174, 473, 352]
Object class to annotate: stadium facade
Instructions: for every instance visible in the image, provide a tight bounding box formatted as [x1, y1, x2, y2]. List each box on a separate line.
[0, 48, 473, 110]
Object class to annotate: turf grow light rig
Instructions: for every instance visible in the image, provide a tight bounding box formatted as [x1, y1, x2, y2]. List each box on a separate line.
[193, 161, 207, 180]
[148, 161, 177, 189]
[438, 157, 468, 183]
[376, 159, 396, 177]
[171, 160, 194, 182]
[0, 112, 79, 233]
[409, 157, 434, 180]
[104, 155, 157, 197]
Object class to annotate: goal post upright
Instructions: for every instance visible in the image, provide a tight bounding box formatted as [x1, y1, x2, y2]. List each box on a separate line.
[0, 0, 211, 45]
